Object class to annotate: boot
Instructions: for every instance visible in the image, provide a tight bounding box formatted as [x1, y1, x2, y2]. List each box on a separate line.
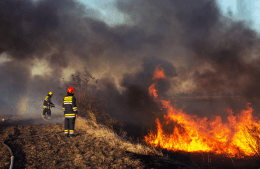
[70, 134, 75, 138]
[42, 114, 46, 119]
[64, 132, 69, 137]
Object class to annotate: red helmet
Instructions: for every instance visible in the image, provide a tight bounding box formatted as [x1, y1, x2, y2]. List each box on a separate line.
[67, 87, 75, 94]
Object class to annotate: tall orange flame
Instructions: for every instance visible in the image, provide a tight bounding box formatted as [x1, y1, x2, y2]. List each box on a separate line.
[145, 66, 260, 157]
[148, 66, 166, 99]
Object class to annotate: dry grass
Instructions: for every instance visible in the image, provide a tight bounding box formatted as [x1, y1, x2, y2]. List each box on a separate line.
[1, 112, 259, 168]
[243, 125, 260, 166]
[60, 70, 126, 138]
[0, 114, 187, 169]
[1, 70, 186, 168]
[76, 113, 163, 157]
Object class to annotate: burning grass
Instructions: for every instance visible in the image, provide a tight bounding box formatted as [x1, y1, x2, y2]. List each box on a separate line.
[243, 125, 260, 166]
[2, 67, 260, 168]
[143, 66, 260, 168]
[1, 113, 259, 169]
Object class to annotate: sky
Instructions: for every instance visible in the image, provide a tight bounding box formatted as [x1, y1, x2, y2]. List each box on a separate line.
[76, 0, 129, 26]
[78, 0, 260, 30]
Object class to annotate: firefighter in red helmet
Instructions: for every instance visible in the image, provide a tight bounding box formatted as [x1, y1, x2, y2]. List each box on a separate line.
[63, 87, 78, 138]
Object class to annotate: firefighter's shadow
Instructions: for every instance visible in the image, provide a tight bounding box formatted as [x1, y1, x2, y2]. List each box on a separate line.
[7, 126, 27, 169]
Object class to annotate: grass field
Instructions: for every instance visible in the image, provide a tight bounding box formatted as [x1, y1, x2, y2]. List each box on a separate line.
[0, 114, 192, 169]
[1, 112, 260, 169]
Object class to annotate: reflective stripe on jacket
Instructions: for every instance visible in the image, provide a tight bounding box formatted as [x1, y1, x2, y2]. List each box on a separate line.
[65, 114, 76, 118]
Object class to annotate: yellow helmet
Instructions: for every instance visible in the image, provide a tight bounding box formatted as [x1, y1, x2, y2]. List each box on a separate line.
[49, 92, 53, 95]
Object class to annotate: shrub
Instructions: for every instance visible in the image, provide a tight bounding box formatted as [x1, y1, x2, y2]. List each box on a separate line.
[59, 68, 126, 137]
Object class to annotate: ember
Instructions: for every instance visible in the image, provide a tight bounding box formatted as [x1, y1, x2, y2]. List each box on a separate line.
[144, 66, 260, 157]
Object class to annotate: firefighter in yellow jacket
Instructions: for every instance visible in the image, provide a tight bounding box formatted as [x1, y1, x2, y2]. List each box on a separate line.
[63, 87, 78, 138]
[43, 92, 55, 119]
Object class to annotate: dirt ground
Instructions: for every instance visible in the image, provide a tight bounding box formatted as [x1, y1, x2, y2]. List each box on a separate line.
[1, 114, 259, 169]
[0, 115, 191, 169]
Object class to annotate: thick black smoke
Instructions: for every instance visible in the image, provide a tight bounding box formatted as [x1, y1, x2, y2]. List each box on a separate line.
[95, 57, 177, 137]
[111, 0, 260, 126]
[0, 0, 78, 115]
[2, 0, 260, 139]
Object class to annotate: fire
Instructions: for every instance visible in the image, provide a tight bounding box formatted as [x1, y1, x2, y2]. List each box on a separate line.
[149, 84, 158, 98]
[152, 66, 166, 80]
[148, 66, 165, 99]
[145, 66, 260, 157]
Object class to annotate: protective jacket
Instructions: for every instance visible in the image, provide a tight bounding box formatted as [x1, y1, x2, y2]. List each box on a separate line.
[43, 94, 54, 109]
[63, 93, 78, 118]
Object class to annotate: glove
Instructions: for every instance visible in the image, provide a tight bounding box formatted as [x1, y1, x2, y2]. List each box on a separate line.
[51, 104, 55, 108]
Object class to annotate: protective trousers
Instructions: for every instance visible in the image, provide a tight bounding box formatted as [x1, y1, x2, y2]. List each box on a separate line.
[64, 117, 75, 135]
[42, 108, 51, 117]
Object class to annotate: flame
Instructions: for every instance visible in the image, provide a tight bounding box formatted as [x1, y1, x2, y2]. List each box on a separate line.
[145, 66, 260, 157]
[152, 66, 166, 80]
[148, 67, 166, 98]
[149, 84, 158, 99]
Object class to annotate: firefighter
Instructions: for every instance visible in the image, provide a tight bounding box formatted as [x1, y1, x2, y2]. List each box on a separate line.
[63, 86, 78, 138]
[42, 92, 55, 119]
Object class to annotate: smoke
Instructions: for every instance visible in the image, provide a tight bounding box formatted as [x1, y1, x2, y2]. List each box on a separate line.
[0, 0, 99, 116]
[95, 57, 176, 137]
[2, 0, 260, 138]
[101, 0, 260, 135]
